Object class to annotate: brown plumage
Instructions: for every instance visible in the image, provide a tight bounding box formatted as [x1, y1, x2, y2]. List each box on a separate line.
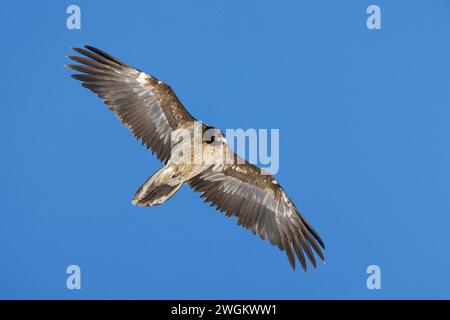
[66, 45, 325, 271]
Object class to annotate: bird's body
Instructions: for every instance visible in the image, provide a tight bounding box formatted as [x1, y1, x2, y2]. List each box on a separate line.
[133, 131, 227, 207]
[66, 45, 325, 271]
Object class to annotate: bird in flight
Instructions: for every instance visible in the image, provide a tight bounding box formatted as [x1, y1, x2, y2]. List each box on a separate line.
[66, 45, 325, 271]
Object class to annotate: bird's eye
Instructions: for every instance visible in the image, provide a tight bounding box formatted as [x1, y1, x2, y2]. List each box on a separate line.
[203, 127, 216, 144]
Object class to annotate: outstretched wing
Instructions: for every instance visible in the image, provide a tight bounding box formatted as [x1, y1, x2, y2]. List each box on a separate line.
[188, 158, 325, 271]
[66, 45, 196, 163]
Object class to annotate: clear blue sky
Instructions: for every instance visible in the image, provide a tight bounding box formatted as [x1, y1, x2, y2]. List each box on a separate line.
[1, 0, 450, 299]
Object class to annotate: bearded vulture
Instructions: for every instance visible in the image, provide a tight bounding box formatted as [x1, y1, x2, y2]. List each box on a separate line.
[65, 45, 325, 271]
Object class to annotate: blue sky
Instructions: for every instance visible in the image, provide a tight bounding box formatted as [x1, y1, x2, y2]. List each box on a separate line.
[1, 0, 450, 299]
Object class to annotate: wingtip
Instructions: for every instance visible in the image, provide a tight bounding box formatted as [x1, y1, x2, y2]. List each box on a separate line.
[70, 74, 85, 81]
[319, 253, 326, 262]
[301, 264, 307, 273]
[65, 64, 77, 70]
[286, 252, 296, 271]
[71, 47, 84, 54]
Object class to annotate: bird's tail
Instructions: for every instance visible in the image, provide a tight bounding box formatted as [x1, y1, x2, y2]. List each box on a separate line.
[132, 166, 183, 207]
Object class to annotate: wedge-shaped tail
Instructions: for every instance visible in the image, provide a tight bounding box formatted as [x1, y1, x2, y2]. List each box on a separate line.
[132, 167, 183, 207]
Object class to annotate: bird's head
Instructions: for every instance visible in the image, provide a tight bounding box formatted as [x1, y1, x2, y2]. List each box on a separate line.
[203, 126, 227, 145]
